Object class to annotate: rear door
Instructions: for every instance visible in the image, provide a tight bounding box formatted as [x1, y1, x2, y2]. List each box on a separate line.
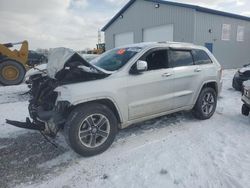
[192, 49, 216, 89]
[126, 48, 175, 120]
[169, 49, 203, 109]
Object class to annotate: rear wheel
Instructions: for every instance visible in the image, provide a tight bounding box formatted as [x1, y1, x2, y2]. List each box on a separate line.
[0, 60, 26, 85]
[193, 87, 217, 120]
[64, 103, 118, 157]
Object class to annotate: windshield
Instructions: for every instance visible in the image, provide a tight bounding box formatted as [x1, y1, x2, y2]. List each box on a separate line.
[92, 47, 142, 71]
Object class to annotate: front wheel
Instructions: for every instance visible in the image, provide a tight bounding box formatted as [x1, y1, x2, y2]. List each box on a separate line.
[64, 103, 118, 157]
[193, 87, 217, 120]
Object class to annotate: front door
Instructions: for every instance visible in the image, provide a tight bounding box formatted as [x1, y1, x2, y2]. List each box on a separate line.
[126, 49, 175, 120]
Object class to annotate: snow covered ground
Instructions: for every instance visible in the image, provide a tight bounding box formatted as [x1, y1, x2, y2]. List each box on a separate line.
[0, 69, 250, 188]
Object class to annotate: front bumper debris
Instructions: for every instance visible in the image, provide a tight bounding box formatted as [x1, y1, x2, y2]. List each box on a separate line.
[6, 118, 45, 131]
[6, 101, 70, 137]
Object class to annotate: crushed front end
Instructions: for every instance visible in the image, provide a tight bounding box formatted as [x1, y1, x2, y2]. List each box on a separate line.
[7, 74, 70, 137]
[6, 48, 109, 137]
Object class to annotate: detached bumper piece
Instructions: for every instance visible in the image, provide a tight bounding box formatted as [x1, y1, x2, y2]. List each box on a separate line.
[6, 101, 70, 137]
[6, 117, 45, 131]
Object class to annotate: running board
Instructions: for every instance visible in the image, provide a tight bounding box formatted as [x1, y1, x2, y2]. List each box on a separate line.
[6, 118, 45, 131]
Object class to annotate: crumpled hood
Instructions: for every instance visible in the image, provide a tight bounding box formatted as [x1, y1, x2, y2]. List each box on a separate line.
[25, 63, 47, 80]
[47, 48, 107, 79]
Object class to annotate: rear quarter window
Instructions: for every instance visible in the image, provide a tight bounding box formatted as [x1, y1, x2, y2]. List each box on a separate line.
[192, 50, 213, 65]
[169, 50, 194, 68]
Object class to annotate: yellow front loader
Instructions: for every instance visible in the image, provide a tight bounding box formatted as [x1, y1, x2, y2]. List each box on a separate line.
[0, 41, 29, 85]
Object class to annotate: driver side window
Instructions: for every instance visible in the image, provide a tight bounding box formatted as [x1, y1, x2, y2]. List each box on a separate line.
[140, 49, 169, 71]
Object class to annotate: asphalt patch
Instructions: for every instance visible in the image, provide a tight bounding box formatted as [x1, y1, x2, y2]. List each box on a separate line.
[0, 132, 69, 188]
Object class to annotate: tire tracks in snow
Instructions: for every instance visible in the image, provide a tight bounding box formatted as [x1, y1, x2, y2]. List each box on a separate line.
[0, 133, 69, 188]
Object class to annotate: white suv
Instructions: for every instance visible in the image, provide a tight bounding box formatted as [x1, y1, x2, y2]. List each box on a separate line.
[7, 42, 222, 156]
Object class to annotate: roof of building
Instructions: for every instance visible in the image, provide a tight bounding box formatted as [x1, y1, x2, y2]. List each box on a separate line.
[101, 0, 250, 31]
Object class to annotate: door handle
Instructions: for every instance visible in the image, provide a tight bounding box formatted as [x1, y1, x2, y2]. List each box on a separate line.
[194, 68, 202, 72]
[162, 73, 172, 77]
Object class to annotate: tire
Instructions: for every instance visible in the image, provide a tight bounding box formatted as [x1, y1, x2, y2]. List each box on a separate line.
[193, 87, 217, 120]
[0, 60, 26, 85]
[64, 103, 118, 157]
[242, 104, 250, 116]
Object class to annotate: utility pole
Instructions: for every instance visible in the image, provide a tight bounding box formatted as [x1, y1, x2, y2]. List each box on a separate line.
[98, 29, 101, 45]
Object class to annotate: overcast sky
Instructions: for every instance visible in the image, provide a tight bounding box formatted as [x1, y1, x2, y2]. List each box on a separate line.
[0, 0, 249, 50]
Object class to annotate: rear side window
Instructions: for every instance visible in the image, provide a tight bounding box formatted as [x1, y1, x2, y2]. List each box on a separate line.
[169, 50, 194, 68]
[192, 50, 212, 65]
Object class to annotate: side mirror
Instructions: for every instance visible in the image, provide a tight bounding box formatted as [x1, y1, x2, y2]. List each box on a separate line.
[136, 60, 148, 72]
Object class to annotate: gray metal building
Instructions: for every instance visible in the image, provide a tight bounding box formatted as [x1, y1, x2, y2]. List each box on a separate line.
[102, 0, 250, 68]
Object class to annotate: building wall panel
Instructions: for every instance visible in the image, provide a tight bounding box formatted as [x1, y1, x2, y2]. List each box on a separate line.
[105, 0, 195, 50]
[195, 12, 250, 68]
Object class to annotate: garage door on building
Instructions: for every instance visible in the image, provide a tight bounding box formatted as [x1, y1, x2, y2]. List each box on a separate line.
[114, 32, 134, 47]
[143, 25, 174, 42]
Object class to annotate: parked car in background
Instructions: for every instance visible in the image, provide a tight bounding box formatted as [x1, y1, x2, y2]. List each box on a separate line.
[7, 42, 222, 157]
[241, 80, 250, 116]
[233, 63, 250, 92]
[27, 50, 48, 66]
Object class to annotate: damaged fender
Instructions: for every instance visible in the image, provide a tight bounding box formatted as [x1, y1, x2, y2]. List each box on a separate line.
[7, 48, 110, 137]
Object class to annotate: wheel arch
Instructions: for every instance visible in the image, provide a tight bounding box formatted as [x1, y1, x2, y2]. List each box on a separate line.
[201, 81, 218, 94]
[194, 80, 218, 105]
[69, 98, 123, 126]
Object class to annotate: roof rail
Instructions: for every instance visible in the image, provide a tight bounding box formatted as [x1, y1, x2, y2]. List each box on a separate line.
[158, 41, 194, 45]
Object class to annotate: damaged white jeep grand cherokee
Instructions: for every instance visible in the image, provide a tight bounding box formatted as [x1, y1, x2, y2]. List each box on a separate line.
[7, 42, 222, 156]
